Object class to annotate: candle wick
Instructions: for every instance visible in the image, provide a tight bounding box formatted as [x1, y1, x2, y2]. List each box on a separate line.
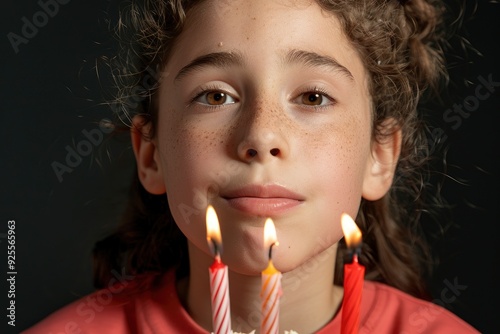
[353, 253, 359, 263]
[210, 238, 220, 258]
[268, 242, 277, 260]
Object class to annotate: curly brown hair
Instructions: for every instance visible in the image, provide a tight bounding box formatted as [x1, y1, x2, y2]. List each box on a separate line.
[94, 0, 448, 300]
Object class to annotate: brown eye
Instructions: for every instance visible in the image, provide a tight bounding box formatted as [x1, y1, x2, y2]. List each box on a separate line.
[196, 90, 236, 106]
[206, 91, 228, 105]
[302, 93, 323, 106]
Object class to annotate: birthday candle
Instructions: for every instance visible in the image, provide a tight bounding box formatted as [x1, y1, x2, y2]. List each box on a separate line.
[206, 205, 232, 334]
[340, 213, 365, 334]
[260, 218, 282, 334]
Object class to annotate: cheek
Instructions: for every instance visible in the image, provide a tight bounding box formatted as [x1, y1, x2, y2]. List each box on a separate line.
[310, 117, 370, 188]
[156, 110, 235, 245]
[267, 118, 371, 272]
[160, 112, 226, 181]
[305, 115, 371, 226]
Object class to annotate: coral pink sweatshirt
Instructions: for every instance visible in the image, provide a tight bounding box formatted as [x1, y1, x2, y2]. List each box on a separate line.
[23, 271, 479, 333]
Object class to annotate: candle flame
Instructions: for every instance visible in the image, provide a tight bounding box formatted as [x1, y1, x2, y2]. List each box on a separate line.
[263, 218, 279, 249]
[206, 205, 222, 255]
[341, 213, 362, 248]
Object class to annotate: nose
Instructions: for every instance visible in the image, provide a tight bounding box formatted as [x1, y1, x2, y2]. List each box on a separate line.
[236, 106, 289, 163]
[239, 142, 282, 161]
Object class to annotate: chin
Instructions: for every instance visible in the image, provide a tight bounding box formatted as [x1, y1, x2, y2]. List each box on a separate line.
[222, 246, 269, 276]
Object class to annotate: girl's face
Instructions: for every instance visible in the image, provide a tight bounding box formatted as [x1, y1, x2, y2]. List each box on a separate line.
[140, 0, 397, 274]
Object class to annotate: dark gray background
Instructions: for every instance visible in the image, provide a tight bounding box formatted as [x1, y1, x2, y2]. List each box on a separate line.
[1, 1, 499, 333]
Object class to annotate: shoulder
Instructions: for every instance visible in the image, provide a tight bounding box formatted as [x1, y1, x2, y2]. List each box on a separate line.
[360, 281, 480, 333]
[21, 270, 190, 334]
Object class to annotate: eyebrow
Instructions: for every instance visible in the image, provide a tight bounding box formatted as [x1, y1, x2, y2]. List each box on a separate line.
[174, 51, 244, 82]
[283, 49, 354, 81]
[174, 49, 354, 82]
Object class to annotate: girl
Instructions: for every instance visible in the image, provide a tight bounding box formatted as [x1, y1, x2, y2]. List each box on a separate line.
[24, 0, 480, 333]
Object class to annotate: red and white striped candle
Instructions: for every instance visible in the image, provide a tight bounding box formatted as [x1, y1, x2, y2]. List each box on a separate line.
[206, 205, 231, 334]
[260, 218, 282, 334]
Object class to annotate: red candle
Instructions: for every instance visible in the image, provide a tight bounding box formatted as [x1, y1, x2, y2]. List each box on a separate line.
[206, 205, 231, 334]
[340, 213, 365, 334]
[261, 218, 282, 334]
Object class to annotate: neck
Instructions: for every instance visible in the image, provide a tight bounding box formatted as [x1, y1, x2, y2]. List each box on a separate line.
[179, 242, 342, 333]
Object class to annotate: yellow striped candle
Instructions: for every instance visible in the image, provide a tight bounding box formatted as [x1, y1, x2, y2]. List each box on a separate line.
[260, 218, 282, 334]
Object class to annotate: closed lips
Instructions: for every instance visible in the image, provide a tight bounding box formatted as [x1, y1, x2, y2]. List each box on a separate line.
[222, 185, 304, 216]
